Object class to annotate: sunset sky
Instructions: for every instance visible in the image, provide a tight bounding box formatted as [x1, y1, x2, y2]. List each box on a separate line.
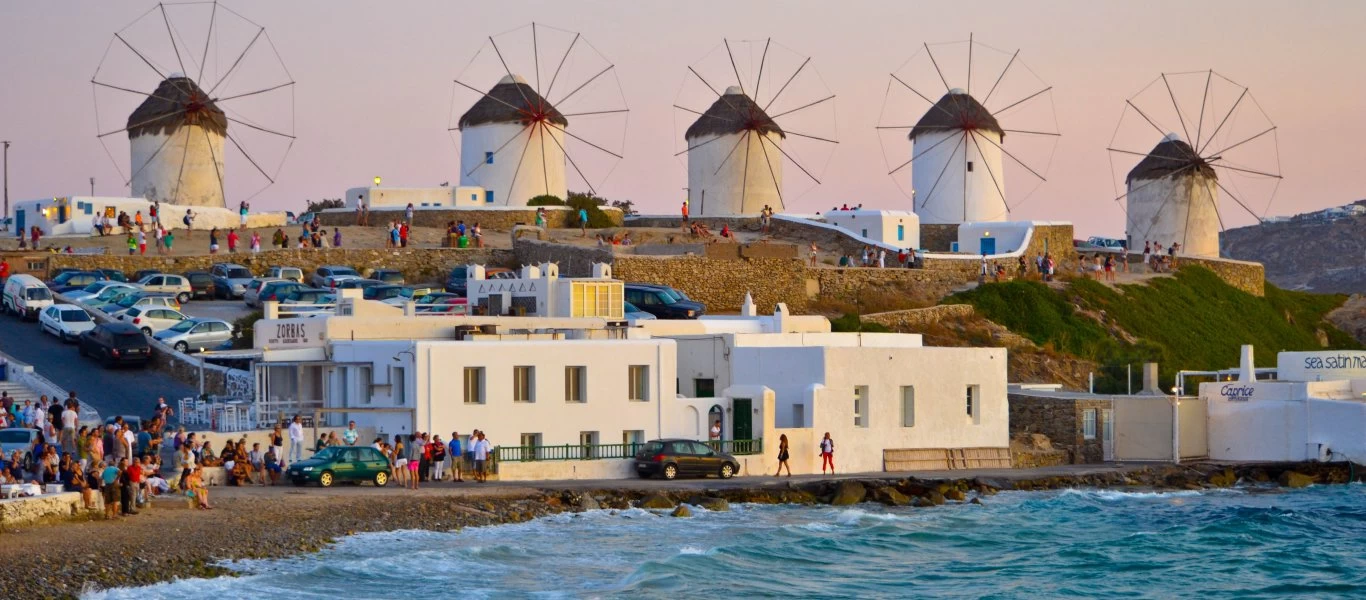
[2, 0, 1363, 236]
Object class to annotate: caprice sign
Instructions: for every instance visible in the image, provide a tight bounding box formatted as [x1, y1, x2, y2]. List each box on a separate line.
[1219, 384, 1256, 401]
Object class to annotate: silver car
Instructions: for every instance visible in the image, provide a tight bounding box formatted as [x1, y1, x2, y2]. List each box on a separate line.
[211, 263, 256, 299]
[0, 428, 38, 462]
[154, 317, 236, 353]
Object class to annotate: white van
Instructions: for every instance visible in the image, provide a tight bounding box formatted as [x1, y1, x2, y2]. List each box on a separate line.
[2, 274, 54, 320]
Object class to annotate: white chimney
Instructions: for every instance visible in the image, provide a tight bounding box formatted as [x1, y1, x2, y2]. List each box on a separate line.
[1238, 344, 1255, 382]
[740, 291, 756, 316]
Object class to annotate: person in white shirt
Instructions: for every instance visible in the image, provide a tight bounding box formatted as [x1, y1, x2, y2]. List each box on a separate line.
[342, 421, 358, 446]
[288, 415, 305, 463]
[472, 433, 491, 483]
[60, 403, 79, 454]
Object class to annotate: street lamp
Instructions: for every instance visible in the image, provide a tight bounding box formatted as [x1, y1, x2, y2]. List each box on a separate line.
[374, 176, 382, 187]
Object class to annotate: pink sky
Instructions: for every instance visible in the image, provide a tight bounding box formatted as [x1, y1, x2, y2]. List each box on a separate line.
[2, 0, 1363, 236]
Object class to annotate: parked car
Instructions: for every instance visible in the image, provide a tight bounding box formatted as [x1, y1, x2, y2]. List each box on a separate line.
[96, 269, 128, 283]
[210, 263, 255, 299]
[335, 278, 386, 292]
[66, 280, 135, 303]
[78, 322, 152, 368]
[131, 269, 163, 282]
[243, 277, 283, 308]
[85, 286, 145, 312]
[106, 293, 180, 317]
[280, 289, 335, 314]
[624, 284, 706, 320]
[380, 286, 439, 307]
[366, 268, 405, 285]
[154, 317, 235, 353]
[0, 428, 38, 463]
[183, 271, 217, 300]
[39, 304, 96, 342]
[1078, 236, 1127, 251]
[135, 273, 193, 304]
[311, 266, 361, 288]
[444, 266, 513, 295]
[363, 285, 407, 302]
[267, 266, 304, 283]
[287, 445, 391, 487]
[116, 305, 189, 335]
[48, 270, 106, 294]
[2, 274, 54, 320]
[624, 301, 657, 324]
[633, 439, 738, 480]
[256, 281, 309, 304]
[423, 297, 468, 315]
[415, 292, 461, 307]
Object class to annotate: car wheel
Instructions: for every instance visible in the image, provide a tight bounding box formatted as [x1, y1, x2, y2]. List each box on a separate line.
[174, 341, 189, 353]
[318, 471, 335, 487]
[719, 463, 735, 479]
[374, 471, 389, 487]
[178, 292, 192, 304]
[663, 464, 678, 480]
[141, 327, 153, 336]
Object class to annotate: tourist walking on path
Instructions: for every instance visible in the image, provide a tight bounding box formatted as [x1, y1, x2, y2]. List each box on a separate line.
[163, 230, 174, 253]
[392, 435, 408, 487]
[680, 200, 689, 231]
[405, 203, 415, 224]
[209, 227, 220, 254]
[137, 230, 147, 255]
[332, 228, 341, 248]
[578, 207, 589, 237]
[287, 415, 304, 465]
[226, 229, 239, 253]
[251, 231, 261, 253]
[775, 434, 791, 477]
[819, 433, 835, 475]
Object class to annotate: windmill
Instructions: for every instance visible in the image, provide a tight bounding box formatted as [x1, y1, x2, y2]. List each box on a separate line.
[673, 39, 837, 216]
[1106, 71, 1281, 257]
[449, 23, 628, 207]
[876, 34, 1059, 224]
[91, 1, 295, 208]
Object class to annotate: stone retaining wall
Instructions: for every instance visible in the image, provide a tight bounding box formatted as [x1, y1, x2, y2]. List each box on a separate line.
[0, 492, 83, 527]
[46, 247, 515, 285]
[318, 206, 623, 230]
[512, 238, 616, 277]
[919, 224, 960, 252]
[1008, 394, 1112, 464]
[613, 255, 809, 314]
[862, 304, 976, 330]
[1178, 257, 1265, 296]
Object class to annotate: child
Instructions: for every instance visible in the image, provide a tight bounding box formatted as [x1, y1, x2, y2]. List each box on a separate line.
[137, 230, 147, 256]
[126, 233, 137, 256]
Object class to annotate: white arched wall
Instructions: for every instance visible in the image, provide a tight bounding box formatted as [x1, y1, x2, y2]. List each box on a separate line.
[130, 125, 225, 208]
[459, 122, 567, 207]
[686, 130, 783, 217]
[1125, 172, 1220, 257]
[910, 129, 1006, 224]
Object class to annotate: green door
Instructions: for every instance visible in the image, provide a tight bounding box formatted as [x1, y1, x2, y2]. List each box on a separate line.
[732, 398, 752, 441]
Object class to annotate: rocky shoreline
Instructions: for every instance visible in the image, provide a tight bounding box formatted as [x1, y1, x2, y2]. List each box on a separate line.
[2, 461, 1360, 599]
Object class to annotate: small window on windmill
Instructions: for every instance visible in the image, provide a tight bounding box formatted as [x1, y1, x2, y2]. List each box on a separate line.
[485, 152, 494, 165]
[967, 161, 974, 172]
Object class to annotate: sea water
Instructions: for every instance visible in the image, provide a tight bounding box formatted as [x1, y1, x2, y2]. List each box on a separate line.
[89, 485, 1365, 599]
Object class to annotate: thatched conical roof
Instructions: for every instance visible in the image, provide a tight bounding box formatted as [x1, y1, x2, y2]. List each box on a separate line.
[909, 90, 1003, 141]
[458, 75, 567, 129]
[127, 77, 227, 139]
[685, 87, 785, 140]
[1126, 137, 1216, 184]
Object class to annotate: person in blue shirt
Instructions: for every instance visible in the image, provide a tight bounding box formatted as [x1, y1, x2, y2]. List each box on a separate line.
[578, 208, 589, 237]
[448, 432, 463, 483]
[100, 461, 120, 519]
[342, 421, 359, 446]
[136, 428, 152, 458]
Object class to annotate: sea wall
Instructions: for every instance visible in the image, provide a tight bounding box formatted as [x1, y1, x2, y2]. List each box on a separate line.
[318, 206, 623, 230]
[0, 492, 84, 528]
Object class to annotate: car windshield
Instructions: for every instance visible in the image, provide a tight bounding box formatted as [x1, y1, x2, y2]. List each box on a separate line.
[639, 441, 665, 455]
[167, 320, 197, 333]
[113, 333, 146, 348]
[313, 447, 342, 461]
[332, 268, 359, 277]
[0, 430, 32, 444]
[624, 301, 640, 313]
[25, 288, 52, 300]
[60, 310, 91, 323]
[81, 282, 105, 293]
[398, 288, 417, 298]
[226, 268, 251, 278]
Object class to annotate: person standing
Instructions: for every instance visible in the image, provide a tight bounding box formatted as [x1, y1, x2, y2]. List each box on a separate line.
[0, 257, 9, 285]
[407, 434, 422, 489]
[118, 458, 137, 516]
[472, 432, 491, 483]
[680, 200, 689, 231]
[417, 432, 431, 482]
[269, 424, 284, 465]
[448, 432, 464, 483]
[332, 228, 342, 248]
[183, 209, 195, 238]
[208, 227, 220, 254]
[239, 201, 249, 230]
[405, 203, 415, 224]
[126, 233, 137, 256]
[287, 415, 304, 465]
[709, 420, 721, 441]
[250, 231, 261, 253]
[342, 421, 359, 446]
[227, 229, 239, 253]
[163, 229, 174, 253]
[775, 434, 791, 477]
[577, 207, 589, 237]
[819, 432, 835, 475]
[429, 435, 446, 482]
[809, 242, 819, 267]
[137, 230, 147, 255]
[100, 460, 120, 519]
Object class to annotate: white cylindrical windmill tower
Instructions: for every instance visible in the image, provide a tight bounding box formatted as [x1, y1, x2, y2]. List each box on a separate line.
[909, 89, 1007, 224]
[458, 74, 567, 206]
[1124, 133, 1220, 257]
[128, 75, 227, 208]
[685, 86, 784, 217]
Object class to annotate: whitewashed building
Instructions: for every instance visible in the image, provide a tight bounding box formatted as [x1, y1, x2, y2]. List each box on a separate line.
[128, 76, 227, 209]
[910, 89, 1007, 224]
[464, 262, 623, 319]
[685, 86, 784, 217]
[1204, 347, 1366, 463]
[344, 185, 488, 210]
[9, 195, 283, 237]
[1125, 134, 1220, 257]
[822, 209, 920, 249]
[457, 74, 567, 206]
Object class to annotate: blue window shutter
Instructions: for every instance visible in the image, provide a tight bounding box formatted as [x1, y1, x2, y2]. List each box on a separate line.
[485, 190, 495, 203]
[485, 152, 494, 165]
[897, 225, 904, 241]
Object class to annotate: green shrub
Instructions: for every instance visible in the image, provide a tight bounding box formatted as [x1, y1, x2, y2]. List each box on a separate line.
[830, 313, 892, 333]
[566, 193, 615, 229]
[527, 195, 565, 206]
[232, 310, 264, 350]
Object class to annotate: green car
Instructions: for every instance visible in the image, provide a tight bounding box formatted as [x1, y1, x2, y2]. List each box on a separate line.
[287, 446, 391, 487]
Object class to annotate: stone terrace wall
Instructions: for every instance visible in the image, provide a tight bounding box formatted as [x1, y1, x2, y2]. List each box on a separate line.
[812, 266, 976, 298]
[919, 224, 959, 252]
[512, 238, 616, 277]
[1008, 394, 1111, 464]
[46, 247, 515, 284]
[318, 206, 623, 230]
[613, 255, 809, 314]
[1180, 257, 1266, 296]
[862, 304, 976, 330]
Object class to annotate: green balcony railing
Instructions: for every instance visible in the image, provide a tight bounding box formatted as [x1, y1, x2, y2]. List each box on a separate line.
[493, 439, 764, 462]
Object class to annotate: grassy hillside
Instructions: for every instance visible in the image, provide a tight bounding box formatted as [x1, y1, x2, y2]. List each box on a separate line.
[946, 267, 1361, 392]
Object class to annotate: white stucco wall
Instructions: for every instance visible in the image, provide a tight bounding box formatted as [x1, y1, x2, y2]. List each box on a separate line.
[686, 130, 783, 217]
[347, 187, 458, 210]
[11, 195, 283, 237]
[956, 220, 1033, 255]
[1204, 379, 1366, 462]
[459, 121, 566, 206]
[911, 129, 1006, 224]
[130, 126, 225, 208]
[1125, 172, 1219, 257]
[822, 210, 920, 248]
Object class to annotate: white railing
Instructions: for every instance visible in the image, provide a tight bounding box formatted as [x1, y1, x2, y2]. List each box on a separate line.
[179, 397, 259, 432]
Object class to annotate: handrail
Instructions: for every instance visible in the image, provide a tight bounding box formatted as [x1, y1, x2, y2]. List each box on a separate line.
[493, 439, 764, 462]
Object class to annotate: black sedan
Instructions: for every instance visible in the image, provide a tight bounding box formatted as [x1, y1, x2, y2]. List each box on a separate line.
[78, 322, 152, 368]
[624, 284, 706, 320]
[184, 271, 217, 300]
[48, 271, 106, 293]
[634, 439, 738, 480]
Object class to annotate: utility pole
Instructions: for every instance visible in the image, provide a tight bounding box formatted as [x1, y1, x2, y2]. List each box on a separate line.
[2, 141, 9, 235]
[90, 177, 95, 196]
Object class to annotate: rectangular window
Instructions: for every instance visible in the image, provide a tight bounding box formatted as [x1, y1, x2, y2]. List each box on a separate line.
[694, 378, 715, 398]
[337, 366, 351, 407]
[513, 366, 535, 403]
[967, 161, 974, 172]
[391, 366, 405, 406]
[967, 385, 981, 424]
[854, 385, 869, 428]
[861, 228, 868, 238]
[623, 430, 645, 451]
[1083, 408, 1097, 440]
[485, 151, 494, 164]
[628, 365, 649, 401]
[565, 366, 586, 403]
[901, 385, 915, 427]
[463, 367, 485, 404]
[484, 190, 495, 204]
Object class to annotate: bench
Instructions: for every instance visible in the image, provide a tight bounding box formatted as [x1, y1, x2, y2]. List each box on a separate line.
[71, 247, 108, 255]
